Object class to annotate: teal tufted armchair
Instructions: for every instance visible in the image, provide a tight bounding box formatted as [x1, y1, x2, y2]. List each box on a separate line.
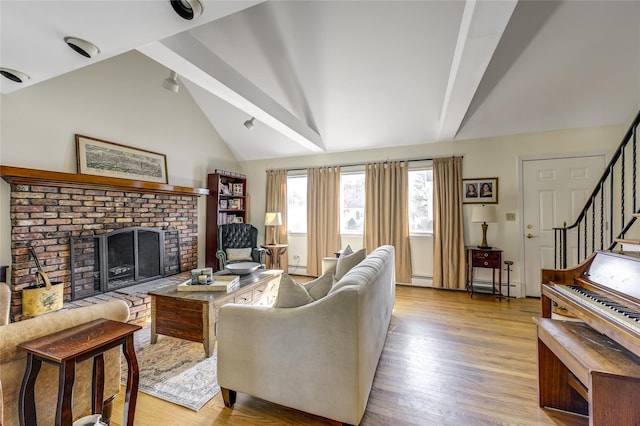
[216, 223, 266, 271]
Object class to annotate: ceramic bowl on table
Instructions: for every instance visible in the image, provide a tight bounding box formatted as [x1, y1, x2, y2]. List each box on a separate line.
[226, 262, 260, 275]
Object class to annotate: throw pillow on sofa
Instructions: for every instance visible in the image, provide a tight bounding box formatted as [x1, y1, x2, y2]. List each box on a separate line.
[226, 248, 253, 261]
[302, 272, 335, 300]
[274, 273, 334, 308]
[334, 248, 366, 280]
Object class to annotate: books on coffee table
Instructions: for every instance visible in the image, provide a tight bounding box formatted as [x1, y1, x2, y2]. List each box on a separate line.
[177, 275, 240, 292]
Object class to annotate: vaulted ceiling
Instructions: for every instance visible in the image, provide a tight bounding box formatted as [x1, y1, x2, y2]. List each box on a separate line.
[2, 1, 639, 161]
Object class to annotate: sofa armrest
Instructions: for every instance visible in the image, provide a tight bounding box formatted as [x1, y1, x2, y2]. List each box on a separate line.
[253, 247, 266, 268]
[0, 283, 10, 326]
[216, 250, 227, 270]
[0, 300, 130, 426]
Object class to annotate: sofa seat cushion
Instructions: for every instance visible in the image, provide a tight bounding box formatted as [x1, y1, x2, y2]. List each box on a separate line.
[274, 273, 334, 308]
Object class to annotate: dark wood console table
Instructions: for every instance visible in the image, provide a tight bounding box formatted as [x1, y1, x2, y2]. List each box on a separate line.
[465, 246, 503, 299]
[18, 318, 141, 426]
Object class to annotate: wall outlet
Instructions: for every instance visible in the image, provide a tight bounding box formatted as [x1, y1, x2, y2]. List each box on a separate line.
[293, 255, 300, 261]
[506, 212, 516, 221]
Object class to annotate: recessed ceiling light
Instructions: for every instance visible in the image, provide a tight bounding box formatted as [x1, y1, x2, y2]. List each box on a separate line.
[0, 68, 30, 83]
[170, 0, 203, 20]
[64, 37, 100, 58]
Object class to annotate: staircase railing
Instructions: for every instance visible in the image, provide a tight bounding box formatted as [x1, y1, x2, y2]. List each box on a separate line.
[555, 110, 640, 269]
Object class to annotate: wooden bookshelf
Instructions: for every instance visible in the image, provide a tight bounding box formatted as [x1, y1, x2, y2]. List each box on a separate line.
[205, 171, 248, 270]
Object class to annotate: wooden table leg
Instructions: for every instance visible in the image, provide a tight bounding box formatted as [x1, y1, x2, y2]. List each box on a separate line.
[58, 359, 76, 426]
[122, 334, 139, 426]
[19, 354, 41, 426]
[150, 295, 158, 344]
[92, 353, 105, 415]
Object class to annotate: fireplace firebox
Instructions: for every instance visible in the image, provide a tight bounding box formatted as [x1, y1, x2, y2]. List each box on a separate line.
[70, 227, 176, 300]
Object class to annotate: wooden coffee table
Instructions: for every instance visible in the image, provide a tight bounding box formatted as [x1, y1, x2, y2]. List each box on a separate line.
[149, 269, 282, 357]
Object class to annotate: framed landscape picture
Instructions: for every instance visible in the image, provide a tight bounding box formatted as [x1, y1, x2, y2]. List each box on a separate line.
[76, 134, 168, 184]
[462, 177, 498, 204]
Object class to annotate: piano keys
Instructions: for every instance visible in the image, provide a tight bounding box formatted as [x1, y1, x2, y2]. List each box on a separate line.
[538, 250, 640, 425]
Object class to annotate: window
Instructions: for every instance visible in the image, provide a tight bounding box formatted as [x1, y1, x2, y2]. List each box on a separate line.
[340, 173, 365, 234]
[287, 175, 307, 233]
[408, 169, 433, 234]
[286, 168, 432, 235]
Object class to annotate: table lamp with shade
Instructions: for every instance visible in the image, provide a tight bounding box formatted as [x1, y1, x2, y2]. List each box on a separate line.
[471, 205, 497, 249]
[264, 212, 282, 245]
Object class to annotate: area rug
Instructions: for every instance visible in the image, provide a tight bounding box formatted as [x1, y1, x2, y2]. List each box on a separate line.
[120, 324, 220, 411]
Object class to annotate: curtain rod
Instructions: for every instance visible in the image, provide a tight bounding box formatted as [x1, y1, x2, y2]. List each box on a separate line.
[270, 155, 463, 173]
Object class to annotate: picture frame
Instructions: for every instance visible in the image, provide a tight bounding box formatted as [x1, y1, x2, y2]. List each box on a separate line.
[463, 177, 498, 204]
[228, 199, 242, 210]
[75, 134, 169, 184]
[232, 183, 243, 196]
[219, 199, 228, 210]
[220, 183, 231, 195]
[233, 216, 244, 223]
[75, 134, 168, 184]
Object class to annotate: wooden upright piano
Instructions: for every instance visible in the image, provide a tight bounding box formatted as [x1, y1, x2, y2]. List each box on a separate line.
[538, 250, 640, 425]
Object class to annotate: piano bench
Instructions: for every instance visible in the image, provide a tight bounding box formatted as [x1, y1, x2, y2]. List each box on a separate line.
[534, 317, 640, 424]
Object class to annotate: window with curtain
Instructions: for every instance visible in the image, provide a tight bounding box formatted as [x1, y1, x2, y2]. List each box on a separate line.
[287, 175, 307, 234]
[340, 172, 365, 234]
[408, 169, 434, 234]
[286, 168, 433, 235]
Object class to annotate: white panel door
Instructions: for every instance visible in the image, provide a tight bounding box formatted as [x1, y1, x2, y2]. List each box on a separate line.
[522, 156, 605, 297]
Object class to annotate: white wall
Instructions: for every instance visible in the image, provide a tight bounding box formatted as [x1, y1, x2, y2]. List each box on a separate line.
[0, 50, 241, 269]
[242, 124, 625, 295]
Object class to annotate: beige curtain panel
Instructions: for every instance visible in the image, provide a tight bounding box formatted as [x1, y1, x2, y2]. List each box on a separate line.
[432, 157, 465, 290]
[306, 166, 341, 276]
[266, 169, 289, 271]
[364, 161, 412, 283]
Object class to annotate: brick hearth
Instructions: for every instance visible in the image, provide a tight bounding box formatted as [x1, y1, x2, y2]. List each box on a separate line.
[62, 272, 190, 324]
[8, 183, 199, 322]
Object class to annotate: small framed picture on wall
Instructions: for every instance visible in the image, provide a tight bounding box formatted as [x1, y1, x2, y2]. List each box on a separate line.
[462, 177, 498, 204]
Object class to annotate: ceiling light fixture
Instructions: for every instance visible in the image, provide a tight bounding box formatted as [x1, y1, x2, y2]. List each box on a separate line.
[0, 68, 30, 83]
[64, 37, 100, 58]
[244, 117, 256, 130]
[170, 0, 204, 20]
[162, 70, 180, 93]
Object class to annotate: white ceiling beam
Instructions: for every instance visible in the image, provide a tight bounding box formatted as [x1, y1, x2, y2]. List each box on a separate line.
[438, 0, 518, 141]
[137, 33, 324, 153]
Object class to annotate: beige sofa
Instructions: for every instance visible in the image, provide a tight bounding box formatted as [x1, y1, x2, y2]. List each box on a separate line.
[0, 299, 130, 426]
[217, 245, 396, 425]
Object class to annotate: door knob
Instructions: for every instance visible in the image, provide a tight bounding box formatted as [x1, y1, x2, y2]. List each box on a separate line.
[526, 233, 536, 239]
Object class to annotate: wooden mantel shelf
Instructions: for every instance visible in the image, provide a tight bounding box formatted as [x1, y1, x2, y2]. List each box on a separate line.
[0, 165, 209, 197]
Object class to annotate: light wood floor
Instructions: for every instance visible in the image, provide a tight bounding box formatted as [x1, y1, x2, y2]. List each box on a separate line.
[111, 285, 587, 426]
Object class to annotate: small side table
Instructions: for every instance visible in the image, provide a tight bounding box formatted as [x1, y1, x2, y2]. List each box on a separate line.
[261, 244, 288, 269]
[465, 246, 503, 299]
[18, 318, 141, 426]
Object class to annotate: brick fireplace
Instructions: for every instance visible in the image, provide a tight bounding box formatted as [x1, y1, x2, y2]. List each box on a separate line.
[2, 166, 207, 322]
